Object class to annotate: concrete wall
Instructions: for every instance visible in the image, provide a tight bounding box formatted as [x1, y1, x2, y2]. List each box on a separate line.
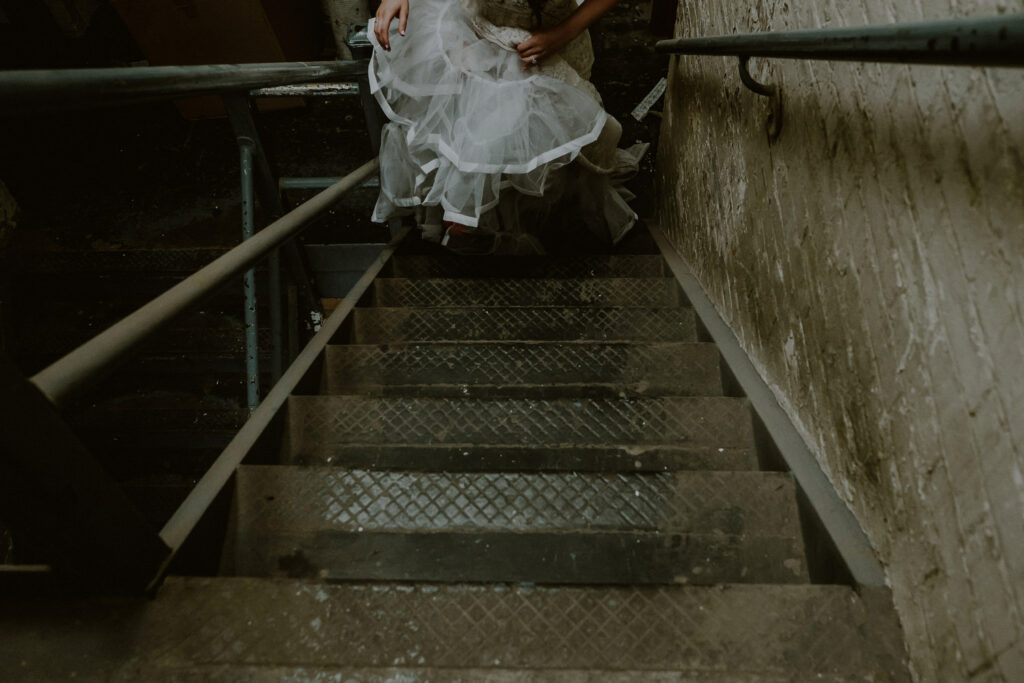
[655, 1, 1024, 680]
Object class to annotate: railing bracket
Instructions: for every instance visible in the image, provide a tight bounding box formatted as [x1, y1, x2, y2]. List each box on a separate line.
[739, 56, 783, 141]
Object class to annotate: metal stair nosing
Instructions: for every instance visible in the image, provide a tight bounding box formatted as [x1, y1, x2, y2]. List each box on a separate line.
[226, 465, 810, 585]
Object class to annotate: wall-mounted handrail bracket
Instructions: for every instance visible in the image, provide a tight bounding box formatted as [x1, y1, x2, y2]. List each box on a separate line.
[658, 15, 1024, 142]
[738, 56, 783, 141]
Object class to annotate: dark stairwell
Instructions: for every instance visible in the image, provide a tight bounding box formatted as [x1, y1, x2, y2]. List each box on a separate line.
[5, 1, 1019, 681]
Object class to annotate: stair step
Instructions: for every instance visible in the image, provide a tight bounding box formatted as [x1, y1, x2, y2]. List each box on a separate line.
[228, 467, 807, 584]
[321, 342, 723, 397]
[284, 396, 754, 466]
[0, 577, 910, 679]
[372, 278, 681, 308]
[289, 444, 757, 471]
[350, 307, 697, 343]
[389, 254, 666, 279]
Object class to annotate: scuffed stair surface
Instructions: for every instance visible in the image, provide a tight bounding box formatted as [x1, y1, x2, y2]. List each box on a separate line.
[373, 278, 682, 307]
[227, 467, 808, 584]
[389, 253, 666, 278]
[285, 395, 754, 462]
[350, 306, 697, 342]
[321, 341, 724, 397]
[0, 577, 910, 681]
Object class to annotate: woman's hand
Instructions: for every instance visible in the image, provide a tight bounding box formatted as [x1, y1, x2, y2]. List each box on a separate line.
[375, 0, 409, 50]
[515, 25, 575, 68]
[516, 0, 621, 67]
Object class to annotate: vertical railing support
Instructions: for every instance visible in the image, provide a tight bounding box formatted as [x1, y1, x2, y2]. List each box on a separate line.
[223, 95, 325, 381]
[239, 140, 261, 412]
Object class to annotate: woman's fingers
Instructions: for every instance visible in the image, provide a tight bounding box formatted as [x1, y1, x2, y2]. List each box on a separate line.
[516, 35, 548, 65]
[515, 37, 538, 55]
[519, 52, 544, 71]
[374, 0, 409, 50]
[375, 7, 399, 49]
[374, 11, 390, 49]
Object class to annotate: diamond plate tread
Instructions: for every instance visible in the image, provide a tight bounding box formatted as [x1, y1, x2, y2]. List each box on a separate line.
[0, 578, 911, 680]
[321, 342, 722, 397]
[350, 307, 697, 343]
[290, 444, 759, 471]
[285, 396, 754, 459]
[373, 278, 681, 308]
[229, 468, 807, 584]
[390, 254, 666, 279]
[235, 468, 799, 537]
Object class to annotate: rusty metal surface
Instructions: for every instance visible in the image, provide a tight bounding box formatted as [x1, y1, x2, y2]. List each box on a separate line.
[321, 342, 722, 396]
[389, 254, 666, 279]
[0, 578, 911, 680]
[350, 307, 697, 343]
[373, 278, 681, 308]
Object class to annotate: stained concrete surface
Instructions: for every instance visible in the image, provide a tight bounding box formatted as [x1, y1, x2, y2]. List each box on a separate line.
[655, 1, 1024, 679]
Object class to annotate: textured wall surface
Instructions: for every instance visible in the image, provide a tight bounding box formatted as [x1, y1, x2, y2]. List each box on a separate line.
[655, 1, 1024, 680]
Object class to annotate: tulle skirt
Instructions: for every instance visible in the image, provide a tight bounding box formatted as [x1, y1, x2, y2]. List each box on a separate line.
[368, 0, 646, 248]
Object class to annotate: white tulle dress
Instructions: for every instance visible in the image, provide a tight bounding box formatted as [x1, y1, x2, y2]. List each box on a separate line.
[368, 0, 647, 253]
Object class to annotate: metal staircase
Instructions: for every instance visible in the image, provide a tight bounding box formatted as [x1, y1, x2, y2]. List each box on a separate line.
[4, 16, 1020, 677]
[1, 237, 910, 680]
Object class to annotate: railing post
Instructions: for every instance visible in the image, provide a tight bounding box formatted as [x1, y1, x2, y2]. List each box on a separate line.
[223, 95, 325, 380]
[0, 352, 170, 592]
[239, 140, 261, 412]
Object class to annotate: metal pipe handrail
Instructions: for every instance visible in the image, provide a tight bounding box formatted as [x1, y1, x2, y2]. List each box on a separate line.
[656, 15, 1024, 67]
[0, 60, 368, 112]
[30, 157, 380, 406]
[155, 225, 411, 578]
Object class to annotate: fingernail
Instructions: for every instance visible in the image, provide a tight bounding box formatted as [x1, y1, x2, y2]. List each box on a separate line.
[400, 30, 405, 35]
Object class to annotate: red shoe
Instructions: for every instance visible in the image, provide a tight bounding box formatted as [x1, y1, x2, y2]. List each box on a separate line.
[441, 221, 496, 255]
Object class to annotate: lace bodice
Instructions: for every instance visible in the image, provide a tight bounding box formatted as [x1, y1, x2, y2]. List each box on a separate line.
[474, 0, 577, 27]
[470, 0, 594, 79]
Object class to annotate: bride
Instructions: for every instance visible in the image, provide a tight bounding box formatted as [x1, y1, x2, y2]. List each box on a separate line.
[369, 0, 647, 254]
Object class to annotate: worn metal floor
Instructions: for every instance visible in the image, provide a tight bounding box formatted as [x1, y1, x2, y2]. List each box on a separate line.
[0, 244, 910, 681]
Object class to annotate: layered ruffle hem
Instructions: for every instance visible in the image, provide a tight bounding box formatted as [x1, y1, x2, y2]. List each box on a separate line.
[368, 0, 647, 248]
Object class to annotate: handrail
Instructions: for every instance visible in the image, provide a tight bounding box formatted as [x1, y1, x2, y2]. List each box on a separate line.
[155, 225, 411, 583]
[30, 157, 380, 406]
[0, 60, 368, 112]
[655, 15, 1024, 67]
